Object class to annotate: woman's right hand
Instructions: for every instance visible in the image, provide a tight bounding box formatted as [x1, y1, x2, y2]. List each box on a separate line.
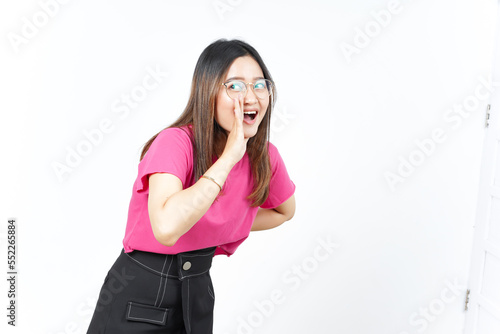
[221, 93, 250, 165]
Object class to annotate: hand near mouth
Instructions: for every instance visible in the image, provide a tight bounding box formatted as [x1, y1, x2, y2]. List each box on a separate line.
[221, 93, 250, 166]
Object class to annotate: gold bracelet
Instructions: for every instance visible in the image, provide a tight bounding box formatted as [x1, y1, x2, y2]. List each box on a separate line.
[200, 175, 222, 191]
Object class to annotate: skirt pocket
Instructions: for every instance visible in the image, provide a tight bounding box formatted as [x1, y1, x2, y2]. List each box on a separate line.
[125, 301, 170, 326]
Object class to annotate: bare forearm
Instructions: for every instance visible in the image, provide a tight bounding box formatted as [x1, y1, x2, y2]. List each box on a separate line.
[251, 207, 289, 232]
[156, 156, 235, 244]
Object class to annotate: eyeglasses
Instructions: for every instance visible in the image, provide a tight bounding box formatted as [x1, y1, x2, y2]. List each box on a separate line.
[221, 79, 273, 100]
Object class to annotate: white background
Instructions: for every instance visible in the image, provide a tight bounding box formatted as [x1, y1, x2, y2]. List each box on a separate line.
[1, 0, 498, 333]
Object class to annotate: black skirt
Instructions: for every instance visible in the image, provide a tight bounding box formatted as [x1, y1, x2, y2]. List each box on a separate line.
[86, 246, 217, 334]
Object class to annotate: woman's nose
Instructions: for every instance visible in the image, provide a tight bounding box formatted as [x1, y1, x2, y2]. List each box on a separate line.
[244, 85, 258, 104]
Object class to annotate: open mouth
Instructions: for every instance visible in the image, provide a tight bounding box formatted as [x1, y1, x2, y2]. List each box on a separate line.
[243, 110, 257, 121]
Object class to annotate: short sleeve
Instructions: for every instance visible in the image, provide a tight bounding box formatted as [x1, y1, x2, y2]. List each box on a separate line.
[260, 142, 296, 209]
[134, 127, 194, 193]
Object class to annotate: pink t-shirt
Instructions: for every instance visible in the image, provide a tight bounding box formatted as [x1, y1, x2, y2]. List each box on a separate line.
[122, 124, 296, 257]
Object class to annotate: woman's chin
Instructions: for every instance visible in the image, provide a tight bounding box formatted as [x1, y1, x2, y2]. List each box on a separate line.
[243, 127, 258, 139]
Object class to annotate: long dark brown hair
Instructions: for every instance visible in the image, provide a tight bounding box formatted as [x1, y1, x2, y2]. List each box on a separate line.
[139, 38, 277, 207]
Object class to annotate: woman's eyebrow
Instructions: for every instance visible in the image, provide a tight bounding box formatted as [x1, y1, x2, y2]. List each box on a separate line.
[226, 76, 265, 81]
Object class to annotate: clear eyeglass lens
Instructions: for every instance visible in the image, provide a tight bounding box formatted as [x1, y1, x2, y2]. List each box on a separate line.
[225, 79, 272, 99]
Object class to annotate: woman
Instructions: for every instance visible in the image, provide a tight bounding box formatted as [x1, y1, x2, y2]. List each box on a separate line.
[86, 38, 296, 334]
